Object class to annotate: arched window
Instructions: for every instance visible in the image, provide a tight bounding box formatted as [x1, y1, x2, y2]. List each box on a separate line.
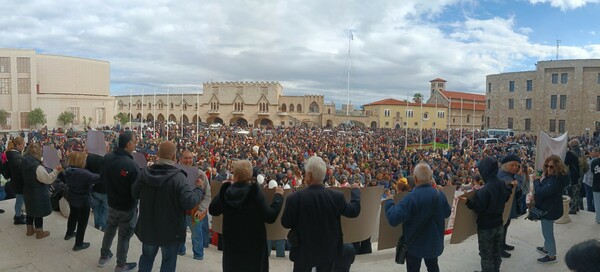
[467, 114, 471, 123]
[297, 104, 302, 112]
[309, 102, 319, 113]
[289, 104, 294, 112]
[281, 104, 287, 112]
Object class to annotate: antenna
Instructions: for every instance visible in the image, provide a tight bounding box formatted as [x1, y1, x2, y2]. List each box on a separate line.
[556, 39, 561, 60]
[346, 30, 353, 116]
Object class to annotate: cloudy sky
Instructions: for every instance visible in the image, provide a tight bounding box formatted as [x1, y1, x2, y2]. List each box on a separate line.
[3, 0, 600, 106]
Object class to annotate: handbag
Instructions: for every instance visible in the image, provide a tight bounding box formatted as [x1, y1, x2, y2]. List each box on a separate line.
[395, 191, 439, 264]
[526, 207, 547, 221]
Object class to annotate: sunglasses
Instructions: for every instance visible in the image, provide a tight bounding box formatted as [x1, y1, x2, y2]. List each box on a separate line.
[544, 164, 555, 169]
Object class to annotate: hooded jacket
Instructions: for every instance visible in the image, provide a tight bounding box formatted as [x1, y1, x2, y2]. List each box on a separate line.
[132, 163, 203, 246]
[5, 149, 24, 194]
[209, 182, 283, 272]
[102, 148, 138, 211]
[466, 157, 511, 230]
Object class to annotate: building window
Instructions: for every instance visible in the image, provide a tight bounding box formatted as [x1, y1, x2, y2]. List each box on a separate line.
[194, 103, 197, 110]
[508, 99, 514, 109]
[549, 119, 556, 132]
[559, 95, 567, 110]
[526, 98, 532, 110]
[507, 118, 513, 129]
[597, 73, 600, 84]
[170, 103, 174, 109]
[526, 80, 533, 91]
[437, 111, 445, 118]
[281, 104, 286, 112]
[289, 104, 294, 112]
[551, 73, 558, 84]
[487, 83, 491, 93]
[559, 120, 566, 133]
[17, 78, 30, 94]
[182, 102, 187, 110]
[118, 102, 124, 110]
[525, 118, 531, 131]
[423, 112, 429, 120]
[158, 101, 164, 110]
[384, 109, 390, 117]
[405, 110, 414, 118]
[297, 104, 302, 112]
[437, 83, 443, 87]
[0, 78, 10, 94]
[385, 122, 389, 126]
[16, 57, 30, 73]
[309, 102, 319, 113]
[452, 118, 455, 123]
[68, 107, 80, 125]
[467, 114, 471, 123]
[597, 96, 600, 111]
[561, 73, 568, 84]
[486, 117, 490, 127]
[136, 101, 142, 110]
[0, 57, 10, 73]
[509, 81, 515, 92]
[550, 95, 557, 109]
[148, 102, 152, 110]
[487, 100, 491, 109]
[414, 122, 418, 126]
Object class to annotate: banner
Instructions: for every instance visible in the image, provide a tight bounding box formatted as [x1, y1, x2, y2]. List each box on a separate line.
[450, 190, 477, 244]
[86, 130, 107, 156]
[42, 146, 60, 169]
[377, 191, 409, 250]
[132, 152, 147, 169]
[332, 186, 384, 243]
[535, 131, 568, 172]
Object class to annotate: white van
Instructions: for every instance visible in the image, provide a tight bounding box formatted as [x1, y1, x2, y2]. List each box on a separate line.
[476, 138, 503, 145]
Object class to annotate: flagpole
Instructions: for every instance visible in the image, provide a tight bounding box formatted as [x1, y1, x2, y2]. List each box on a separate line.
[129, 89, 132, 128]
[419, 97, 423, 149]
[447, 96, 451, 151]
[472, 98, 475, 147]
[405, 96, 408, 149]
[153, 89, 156, 139]
[434, 95, 438, 150]
[167, 88, 170, 141]
[460, 98, 463, 143]
[141, 89, 145, 139]
[196, 87, 200, 144]
[181, 91, 184, 138]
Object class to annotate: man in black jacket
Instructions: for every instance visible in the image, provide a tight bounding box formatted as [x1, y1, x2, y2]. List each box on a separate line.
[133, 141, 204, 272]
[281, 155, 361, 272]
[461, 157, 511, 272]
[98, 131, 139, 272]
[564, 139, 582, 214]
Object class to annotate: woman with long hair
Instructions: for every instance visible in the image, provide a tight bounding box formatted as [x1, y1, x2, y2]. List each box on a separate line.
[533, 154, 569, 264]
[64, 151, 100, 251]
[21, 143, 63, 238]
[4, 136, 26, 224]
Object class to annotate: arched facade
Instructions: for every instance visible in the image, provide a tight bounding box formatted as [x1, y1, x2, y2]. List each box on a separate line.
[146, 113, 154, 121]
[168, 114, 177, 122]
[157, 113, 165, 121]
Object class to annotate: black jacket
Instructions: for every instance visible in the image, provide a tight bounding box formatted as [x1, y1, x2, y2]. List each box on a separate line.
[86, 153, 106, 194]
[102, 148, 139, 211]
[565, 150, 580, 185]
[592, 158, 600, 192]
[133, 163, 203, 246]
[21, 154, 53, 218]
[5, 149, 24, 194]
[65, 167, 100, 208]
[281, 185, 361, 267]
[466, 157, 510, 230]
[534, 174, 569, 220]
[209, 182, 283, 272]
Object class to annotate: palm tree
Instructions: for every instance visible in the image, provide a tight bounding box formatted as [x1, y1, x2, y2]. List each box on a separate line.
[412, 93, 423, 103]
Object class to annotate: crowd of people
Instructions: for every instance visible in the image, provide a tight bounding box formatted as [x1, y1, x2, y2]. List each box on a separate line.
[1, 123, 599, 271]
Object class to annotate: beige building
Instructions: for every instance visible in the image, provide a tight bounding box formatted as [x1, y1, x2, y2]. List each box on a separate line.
[486, 59, 600, 135]
[426, 78, 486, 130]
[364, 98, 448, 129]
[116, 82, 378, 128]
[0, 49, 114, 130]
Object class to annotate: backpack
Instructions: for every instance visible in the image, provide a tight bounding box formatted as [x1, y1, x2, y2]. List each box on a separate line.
[579, 155, 589, 175]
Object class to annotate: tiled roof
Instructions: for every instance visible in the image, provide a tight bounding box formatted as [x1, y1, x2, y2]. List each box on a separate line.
[448, 102, 486, 111]
[364, 98, 447, 108]
[439, 90, 485, 101]
[429, 78, 447, 82]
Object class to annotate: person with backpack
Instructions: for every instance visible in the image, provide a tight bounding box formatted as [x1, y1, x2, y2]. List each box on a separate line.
[564, 139, 583, 214]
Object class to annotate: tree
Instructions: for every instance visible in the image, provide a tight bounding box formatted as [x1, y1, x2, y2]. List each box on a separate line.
[412, 93, 423, 104]
[57, 111, 76, 126]
[114, 112, 130, 124]
[28, 108, 47, 128]
[0, 109, 8, 129]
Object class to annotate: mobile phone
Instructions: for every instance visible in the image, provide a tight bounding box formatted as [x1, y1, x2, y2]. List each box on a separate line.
[536, 169, 543, 176]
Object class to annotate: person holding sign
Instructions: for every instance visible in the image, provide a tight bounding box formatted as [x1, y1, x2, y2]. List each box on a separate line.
[209, 160, 284, 272]
[133, 141, 205, 272]
[459, 157, 510, 272]
[384, 162, 451, 272]
[177, 150, 211, 260]
[281, 156, 360, 272]
[21, 143, 64, 239]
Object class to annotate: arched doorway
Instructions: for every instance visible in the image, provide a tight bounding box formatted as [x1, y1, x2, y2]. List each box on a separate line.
[208, 117, 224, 124]
[371, 121, 378, 129]
[168, 114, 177, 122]
[230, 117, 248, 127]
[395, 123, 400, 129]
[182, 114, 189, 124]
[192, 115, 201, 124]
[136, 113, 142, 121]
[255, 118, 273, 127]
[146, 113, 154, 122]
[157, 114, 165, 122]
[326, 120, 333, 127]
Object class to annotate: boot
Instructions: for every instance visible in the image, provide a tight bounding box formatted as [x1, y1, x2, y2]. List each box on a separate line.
[26, 225, 35, 236]
[35, 229, 50, 239]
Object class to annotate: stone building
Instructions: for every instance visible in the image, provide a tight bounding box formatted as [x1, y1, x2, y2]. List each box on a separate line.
[485, 59, 600, 135]
[116, 81, 378, 128]
[0, 49, 115, 130]
[363, 98, 448, 129]
[426, 78, 486, 130]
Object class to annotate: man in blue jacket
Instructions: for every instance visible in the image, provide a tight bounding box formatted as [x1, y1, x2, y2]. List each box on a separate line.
[384, 162, 452, 272]
[461, 156, 511, 272]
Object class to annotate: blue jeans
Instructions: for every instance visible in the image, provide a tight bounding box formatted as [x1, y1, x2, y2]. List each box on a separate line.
[91, 192, 108, 229]
[178, 215, 204, 259]
[541, 219, 556, 256]
[15, 194, 24, 216]
[584, 184, 595, 212]
[139, 242, 179, 272]
[594, 192, 600, 223]
[201, 216, 209, 248]
[267, 239, 286, 257]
